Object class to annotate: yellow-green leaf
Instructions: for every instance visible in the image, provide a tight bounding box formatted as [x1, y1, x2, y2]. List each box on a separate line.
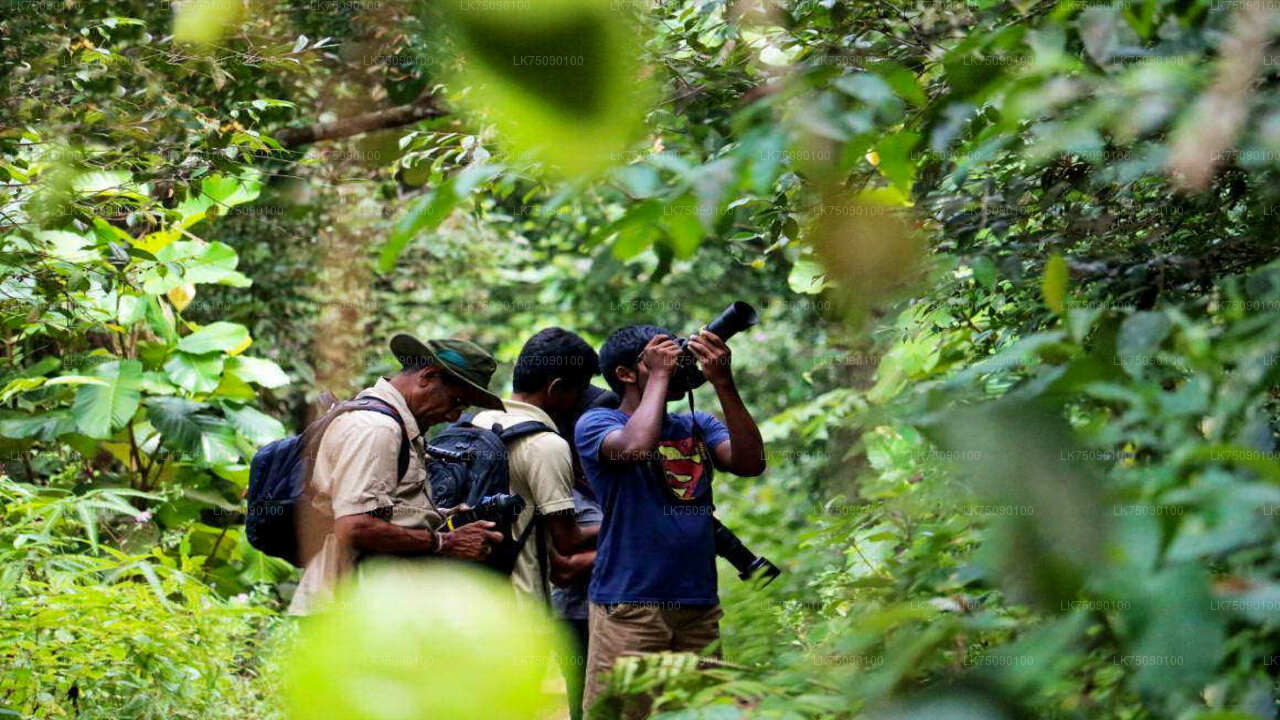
[1042, 254, 1068, 314]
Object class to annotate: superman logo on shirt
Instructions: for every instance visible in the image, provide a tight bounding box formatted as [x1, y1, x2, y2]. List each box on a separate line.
[657, 436, 707, 501]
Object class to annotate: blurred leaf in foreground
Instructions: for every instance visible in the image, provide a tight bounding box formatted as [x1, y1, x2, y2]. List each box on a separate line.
[172, 0, 245, 46]
[434, 0, 658, 178]
[807, 186, 923, 320]
[871, 686, 1024, 720]
[919, 401, 1107, 609]
[283, 562, 570, 720]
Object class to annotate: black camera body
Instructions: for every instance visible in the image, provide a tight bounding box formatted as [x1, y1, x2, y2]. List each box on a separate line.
[670, 301, 760, 394]
[445, 492, 525, 530]
[444, 493, 527, 572]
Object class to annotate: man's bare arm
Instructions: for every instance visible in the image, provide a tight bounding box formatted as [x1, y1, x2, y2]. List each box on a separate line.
[708, 380, 766, 476]
[600, 335, 680, 462]
[688, 331, 766, 476]
[334, 514, 502, 560]
[545, 512, 599, 555]
[549, 547, 596, 587]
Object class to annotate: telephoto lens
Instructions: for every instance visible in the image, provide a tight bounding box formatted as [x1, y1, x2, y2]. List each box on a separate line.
[671, 300, 760, 394]
[704, 301, 759, 342]
[713, 520, 782, 585]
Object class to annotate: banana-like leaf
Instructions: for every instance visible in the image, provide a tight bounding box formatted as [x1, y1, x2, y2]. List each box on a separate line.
[72, 360, 143, 439]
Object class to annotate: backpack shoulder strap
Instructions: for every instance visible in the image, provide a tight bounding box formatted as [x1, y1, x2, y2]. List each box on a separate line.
[498, 420, 553, 443]
[508, 513, 551, 603]
[535, 515, 550, 604]
[332, 397, 411, 481]
[498, 418, 554, 598]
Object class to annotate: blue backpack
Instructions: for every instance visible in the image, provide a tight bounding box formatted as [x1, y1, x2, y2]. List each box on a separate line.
[246, 396, 410, 567]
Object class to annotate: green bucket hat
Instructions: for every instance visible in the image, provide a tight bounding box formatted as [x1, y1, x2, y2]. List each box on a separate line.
[389, 334, 504, 410]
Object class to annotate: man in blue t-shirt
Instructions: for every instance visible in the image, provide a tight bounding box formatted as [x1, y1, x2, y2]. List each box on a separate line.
[575, 325, 766, 718]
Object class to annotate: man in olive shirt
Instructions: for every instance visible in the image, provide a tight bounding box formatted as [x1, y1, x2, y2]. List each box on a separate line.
[468, 328, 600, 605]
[289, 334, 507, 615]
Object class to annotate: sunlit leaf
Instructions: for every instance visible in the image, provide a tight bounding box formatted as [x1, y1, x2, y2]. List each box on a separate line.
[788, 258, 827, 295]
[284, 564, 569, 720]
[225, 356, 290, 389]
[177, 322, 251, 355]
[223, 404, 285, 444]
[164, 352, 225, 394]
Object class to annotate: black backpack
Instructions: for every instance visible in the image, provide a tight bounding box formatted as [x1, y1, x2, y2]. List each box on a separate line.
[425, 416, 552, 581]
[246, 396, 410, 566]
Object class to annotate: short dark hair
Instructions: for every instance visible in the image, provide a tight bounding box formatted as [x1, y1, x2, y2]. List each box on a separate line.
[598, 324, 670, 394]
[513, 327, 600, 393]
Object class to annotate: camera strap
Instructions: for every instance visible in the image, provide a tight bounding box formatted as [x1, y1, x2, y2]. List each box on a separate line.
[645, 389, 714, 506]
[686, 390, 714, 473]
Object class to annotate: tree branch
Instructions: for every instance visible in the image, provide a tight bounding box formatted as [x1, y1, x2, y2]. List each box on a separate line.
[275, 92, 447, 149]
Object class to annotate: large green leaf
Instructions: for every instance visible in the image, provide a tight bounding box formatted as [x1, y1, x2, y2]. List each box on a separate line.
[70, 169, 133, 196]
[225, 356, 290, 388]
[164, 352, 225, 394]
[36, 230, 98, 263]
[72, 360, 143, 439]
[182, 242, 249, 286]
[0, 409, 79, 441]
[144, 397, 212, 453]
[919, 401, 1106, 608]
[379, 179, 459, 273]
[223, 404, 285, 445]
[1116, 311, 1172, 376]
[1113, 565, 1225, 698]
[152, 240, 251, 287]
[875, 131, 920, 194]
[199, 420, 242, 466]
[788, 258, 827, 295]
[177, 322, 251, 355]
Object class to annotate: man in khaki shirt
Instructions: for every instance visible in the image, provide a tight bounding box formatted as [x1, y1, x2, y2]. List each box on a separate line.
[470, 328, 601, 605]
[289, 335, 507, 615]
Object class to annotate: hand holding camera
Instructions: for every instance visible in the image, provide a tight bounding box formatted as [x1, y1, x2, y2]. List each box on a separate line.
[668, 301, 758, 394]
[685, 330, 732, 387]
[641, 333, 682, 380]
[438, 520, 503, 561]
[440, 493, 527, 571]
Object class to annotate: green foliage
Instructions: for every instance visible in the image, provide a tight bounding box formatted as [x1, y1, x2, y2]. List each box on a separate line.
[0, 475, 282, 719]
[4, 0, 1279, 717]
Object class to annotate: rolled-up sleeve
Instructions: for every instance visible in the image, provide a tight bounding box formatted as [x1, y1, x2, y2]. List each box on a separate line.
[516, 434, 576, 515]
[318, 414, 402, 519]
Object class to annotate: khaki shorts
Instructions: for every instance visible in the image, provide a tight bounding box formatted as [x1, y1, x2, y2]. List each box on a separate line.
[583, 601, 722, 719]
